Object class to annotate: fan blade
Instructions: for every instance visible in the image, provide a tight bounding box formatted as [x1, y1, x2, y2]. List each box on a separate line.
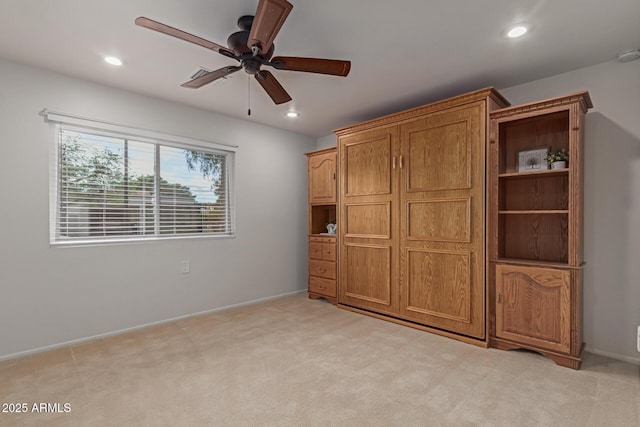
[271, 57, 351, 76]
[135, 17, 236, 58]
[255, 71, 292, 104]
[247, 0, 293, 54]
[181, 66, 242, 89]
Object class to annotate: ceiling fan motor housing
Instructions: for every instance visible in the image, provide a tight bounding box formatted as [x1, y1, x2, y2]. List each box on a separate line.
[228, 16, 275, 59]
[228, 15, 275, 75]
[237, 15, 254, 31]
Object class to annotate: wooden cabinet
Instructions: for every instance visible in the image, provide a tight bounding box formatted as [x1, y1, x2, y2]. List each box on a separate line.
[335, 88, 509, 344]
[308, 149, 336, 204]
[488, 92, 592, 369]
[308, 235, 337, 302]
[495, 264, 571, 354]
[306, 148, 337, 304]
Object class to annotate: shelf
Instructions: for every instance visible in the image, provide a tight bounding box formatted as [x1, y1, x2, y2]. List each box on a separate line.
[310, 204, 336, 235]
[499, 168, 569, 179]
[491, 258, 584, 270]
[498, 214, 568, 263]
[309, 233, 337, 238]
[499, 210, 568, 215]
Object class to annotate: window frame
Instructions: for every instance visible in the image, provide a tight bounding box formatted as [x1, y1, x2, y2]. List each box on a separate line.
[46, 111, 236, 246]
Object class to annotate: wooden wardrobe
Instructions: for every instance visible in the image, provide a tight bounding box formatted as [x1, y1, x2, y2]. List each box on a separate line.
[334, 88, 509, 344]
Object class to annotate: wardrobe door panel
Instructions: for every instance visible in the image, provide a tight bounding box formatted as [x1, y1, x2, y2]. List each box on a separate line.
[344, 202, 391, 239]
[406, 120, 471, 191]
[344, 243, 392, 306]
[406, 198, 471, 242]
[406, 250, 473, 328]
[339, 126, 399, 314]
[344, 135, 392, 196]
[399, 101, 486, 338]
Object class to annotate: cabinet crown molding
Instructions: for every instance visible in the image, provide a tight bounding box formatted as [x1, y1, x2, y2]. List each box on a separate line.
[305, 147, 337, 157]
[334, 87, 509, 136]
[490, 91, 593, 119]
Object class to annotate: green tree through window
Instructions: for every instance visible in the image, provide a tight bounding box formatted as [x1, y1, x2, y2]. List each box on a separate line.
[55, 127, 233, 242]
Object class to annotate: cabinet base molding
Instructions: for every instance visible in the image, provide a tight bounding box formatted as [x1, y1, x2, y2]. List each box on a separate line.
[338, 304, 489, 348]
[309, 292, 336, 305]
[490, 337, 584, 370]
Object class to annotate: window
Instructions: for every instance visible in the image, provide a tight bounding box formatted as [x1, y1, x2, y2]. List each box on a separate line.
[50, 120, 235, 245]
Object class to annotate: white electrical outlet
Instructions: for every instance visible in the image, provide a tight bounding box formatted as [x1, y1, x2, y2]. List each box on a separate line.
[637, 326, 640, 352]
[181, 260, 190, 274]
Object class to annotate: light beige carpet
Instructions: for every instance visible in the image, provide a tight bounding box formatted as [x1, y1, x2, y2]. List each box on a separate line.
[1, 293, 639, 426]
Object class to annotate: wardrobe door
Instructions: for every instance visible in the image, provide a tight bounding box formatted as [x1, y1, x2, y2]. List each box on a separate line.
[338, 126, 400, 315]
[308, 150, 336, 204]
[398, 101, 486, 338]
[495, 264, 572, 354]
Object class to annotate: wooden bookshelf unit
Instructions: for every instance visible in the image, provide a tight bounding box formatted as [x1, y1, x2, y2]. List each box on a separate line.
[488, 92, 592, 369]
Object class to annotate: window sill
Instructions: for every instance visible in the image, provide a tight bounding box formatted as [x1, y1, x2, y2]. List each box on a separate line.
[50, 233, 236, 248]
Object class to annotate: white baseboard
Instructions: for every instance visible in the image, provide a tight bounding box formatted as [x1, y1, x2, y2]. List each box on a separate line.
[0, 289, 306, 362]
[585, 347, 640, 365]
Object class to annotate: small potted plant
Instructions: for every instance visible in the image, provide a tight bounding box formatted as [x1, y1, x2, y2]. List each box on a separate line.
[547, 149, 568, 169]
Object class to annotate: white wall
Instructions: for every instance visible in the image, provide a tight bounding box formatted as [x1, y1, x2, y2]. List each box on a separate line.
[316, 134, 337, 150]
[317, 59, 640, 364]
[0, 58, 316, 359]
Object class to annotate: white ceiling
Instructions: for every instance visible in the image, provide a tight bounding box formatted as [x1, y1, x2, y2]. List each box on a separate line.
[0, 0, 638, 137]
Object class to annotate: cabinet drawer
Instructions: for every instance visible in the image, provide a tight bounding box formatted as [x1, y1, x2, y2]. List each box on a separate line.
[309, 277, 337, 298]
[309, 242, 323, 260]
[309, 259, 336, 280]
[495, 264, 571, 354]
[321, 243, 336, 261]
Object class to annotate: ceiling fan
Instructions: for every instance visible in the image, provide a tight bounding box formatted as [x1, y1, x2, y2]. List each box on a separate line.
[135, 0, 351, 105]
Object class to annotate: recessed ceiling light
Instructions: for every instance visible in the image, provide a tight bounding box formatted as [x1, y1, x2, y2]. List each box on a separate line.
[104, 56, 123, 66]
[506, 25, 529, 38]
[286, 111, 300, 118]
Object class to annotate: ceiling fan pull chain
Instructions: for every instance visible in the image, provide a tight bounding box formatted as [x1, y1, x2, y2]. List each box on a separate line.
[247, 74, 251, 116]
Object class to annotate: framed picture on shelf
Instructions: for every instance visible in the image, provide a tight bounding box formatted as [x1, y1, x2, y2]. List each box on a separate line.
[517, 147, 549, 173]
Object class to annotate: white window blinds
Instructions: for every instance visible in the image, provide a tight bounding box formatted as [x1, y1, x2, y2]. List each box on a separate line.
[47, 113, 235, 245]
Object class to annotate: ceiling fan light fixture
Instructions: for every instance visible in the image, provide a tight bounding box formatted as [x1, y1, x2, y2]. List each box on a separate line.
[104, 56, 123, 66]
[505, 24, 529, 39]
[286, 111, 299, 118]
